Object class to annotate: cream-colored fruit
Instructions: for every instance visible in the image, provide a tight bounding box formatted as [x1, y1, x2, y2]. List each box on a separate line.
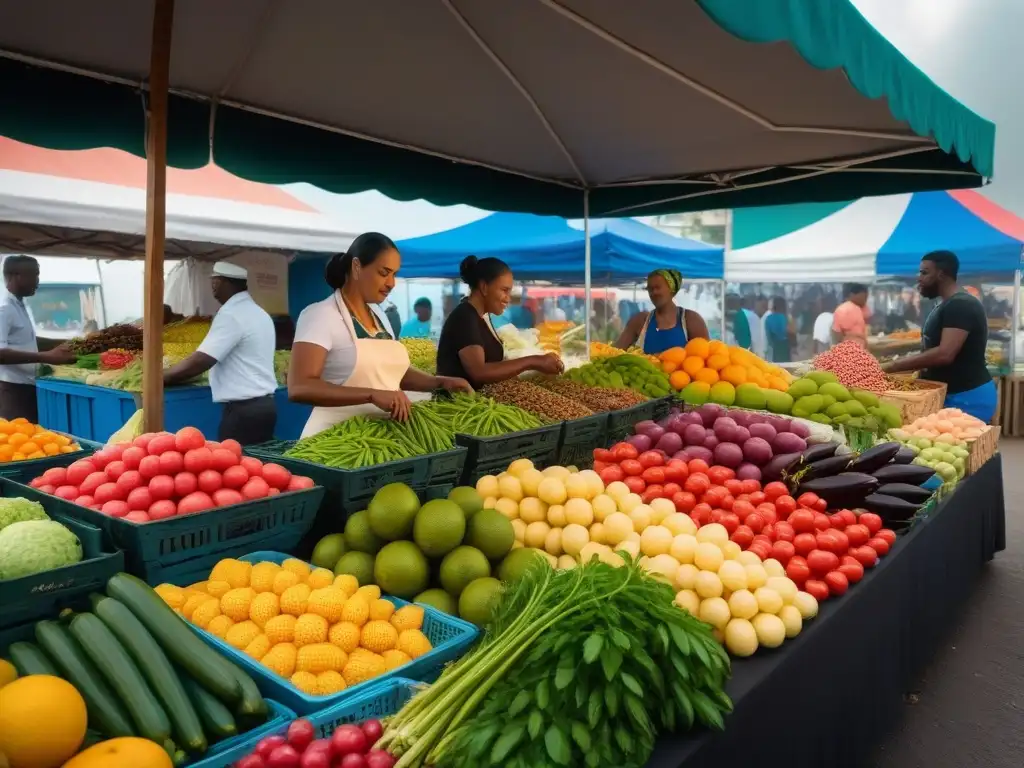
[616, 539, 641, 559]
[649, 498, 675, 524]
[693, 542, 725, 572]
[751, 612, 786, 648]
[754, 587, 783, 615]
[524, 521, 551, 549]
[675, 563, 699, 591]
[646, 554, 680, 582]
[511, 541, 523, 549]
[510, 519, 527, 543]
[546, 504, 567, 527]
[519, 468, 544, 497]
[578, 541, 608, 564]
[792, 591, 819, 620]
[564, 498, 595, 527]
[694, 570, 724, 599]
[602, 512, 634, 545]
[476, 475, 499, 498]
[744, 563, 768, 590]
[669, 534, 698, 564]
[564, 474, 590, 500]
[537, 477, 568, 506]
[717, 560, 748, 592]
[507, 458, 535, 478]
[674, 589, 701, 615]
[591, 493, 616, 522]
[762, 558, 786, 578]
[588, 522, 606, 544]
[518, 497, 547, 524]
[605, 481, 630, 501]
[561, 524, 590, 556]
[628, 504, 652, 532]
[727, 589, 759, 620]
[639, 525, 673, 557]
[765, 576, 798, 604]
[724, 618, 759, 657]
[498, 474, 524, 503]
[544, 527, 563, 556]
[557, 555, 577, 570]
[778, 604, 803, 638]
[542, 465, 571, 480]
[483, 497, 497, 510]
[695, 523, 729, 547]
[617, 493, 643, 515]
[494, 498, 519, 520]
[736, 550, 762, 567]
[531, 547, 559, 568]
[625, 531, 641, 544]
[663, 513, 697, 537]
[576, 469, 605, 499]
[721, 541, 742, 560]
[699, 597, 731, 630]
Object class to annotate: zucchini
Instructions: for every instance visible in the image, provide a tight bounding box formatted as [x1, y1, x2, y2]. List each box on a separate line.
[34, 620, 135, 738]
[69, 612, 172, 744]
[180, 674, 238, 741]
[92, 595, 207, 753]
[224, 661, 269, 722]
[106, 573, 241, 705]
[847, 442, 902, 475]
[8, 641, 59, 677]
[872, 463, 936, 486]
[876, 483, 933, 504]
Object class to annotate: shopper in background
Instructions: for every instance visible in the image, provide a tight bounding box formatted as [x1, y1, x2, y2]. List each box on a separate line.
[832, 283, 871, 346]
[0, 255, 76, 422]
[163, 262, 278, 445]
[763, 296, 794, 363]
[615, 268, 710, 354]
[400, 297, 433, 339]
[884, 251, 995, 423]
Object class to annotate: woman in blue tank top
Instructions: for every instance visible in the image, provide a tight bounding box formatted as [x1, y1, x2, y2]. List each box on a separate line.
[615, 269, 710, 353]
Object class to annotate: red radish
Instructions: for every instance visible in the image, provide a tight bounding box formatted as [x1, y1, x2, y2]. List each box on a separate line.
[66, 460, 96, 486]
[126, 487, 153, 511]
[122, 446, 146, 470]
[42, 467, 68, 485]
[213, 488, 244, 507]
[158, 451, 184, 476]
[183, 447, 213, 474]
[173, 472, 198, 497]
[74, 495, 96, 508]
[267, 745, 301, 768]
[149, 475, 176, 501]
[339, 756, 367, 768]
[361, 719, 383, 743]
[148, 499, 177, 520]
[330, 725, 368, 756]
[138, 455, 162, 480]
[222, 465, 249, 489]
[242, 477, 271, 500]
[364, 751, 396, 768]
[221, 438, 243, 457]
[286, 720, 315, 753]
[240, 456, 264, 476]
[262, 463, 292, 490]
[178, 492, 215, 515]
[105, 460, 127, 480]
[197, 470, 223, 494]
[115, 470, 143, 496]
[54, 485, 79, 500]
[102, 500, 130, 518]
[287, 475, 315, 491]
[95, 483, 125, 504]
[124, 510, 150, 523]
[175, 426, 206, 453]
[254, 735, 286, 761]
[147, 433, 176, 456]
[210, 448, 240, 472]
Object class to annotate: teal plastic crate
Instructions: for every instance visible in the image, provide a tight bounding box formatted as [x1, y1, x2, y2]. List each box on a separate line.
[0, 487, 124, 629]
[651, 395, 674, 421]
[555, 413, 609, 469]
[169, 551, 479, 715]
[0, 432, 101, 484]
[606, 401, 658, 445]
[0, 479, 324, 584]
[457, 424, 561, 485]
[205, 679, 421, 766]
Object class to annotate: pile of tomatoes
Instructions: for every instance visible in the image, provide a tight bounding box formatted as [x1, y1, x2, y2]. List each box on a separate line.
[593, 441, 692, 506]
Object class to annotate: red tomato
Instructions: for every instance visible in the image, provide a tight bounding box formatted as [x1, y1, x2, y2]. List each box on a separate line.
[703, 485, 728, 507]
[691, 504, 713, 526]
[771, 540, 795, 564]
[748, 491, 767, 506]
[729, 499, 753, 520]
[774, 521, 795, 542]
[724, 478, 744, 496]
[121, 447, 145, 471]
[222, 465, 250, 490]
[687, 459, 711, 475]
[66, 460, 97, 487]
[793, 532, 817, 556]
[213, 488, 245, 507]
[620, 459, 643, 477]
[763, 481, 789, 500]
[638, 450, 665, 469]
[684, 473, 711, 495]
[828, 513, 847, 529]
[851, 545, 878, 568]
[612, 442, 639, 461]
[707, 466, 735, 485]
[148, 500, 177, 520]
[41, 466, 68, 485]
[149, 475, 176, 501]
[105, 461, 127, 481]
[80, 471, 107, 497]
[624, 476, 646, 494]
[183, 447, 213, 475]
[641, 466, 666, 485]
[662, 482, 682, 497]
[210, 448, 240, 473]
[837, 509, 857, 527]
[762, 523, 776, 540]
[730, 525, 755, 548]
[663, 460, 689, 483]
[54, 485, 78, 501]
[749, 541, 773, 561]
[74, 495, 95, 508]
[755, 503, 778, 525]
[775, 495, 797, 516]
[599, 465, 625, 485]
[287, 475, 315, 491]
[744, 513, 765, 534]
[720, 512, 741, 535]
[138, 455, 162, 480]
[641, 486, 665, 505]
[735, 493, 751, 503]
[859, 512, 883, 535]
[101, 500, 130, 518]
[174, 426, 207, 453]
[672, 491, 697, 513]
[786, 556, 811, 584]
[844, 524, 870, 547]
[710, 508, 725, 524]
[796, 492, 821, 510]
[115, 471, 143, 497]
[830, 529, 850, 553]
[198, 470, 223, 494]
[592, 461, 609, 473]
[824, 570, 849, 596]
[95, 483, 125, 504]
[88, 451, 114, 471]
[806, 549, 840, 575]
[38, 484, 56, 495]
[720, 494, 735, 511]
[804, 579, 830, 602]
[739, 478, 761, 495]
[146, 434, 176, 456]
[838, 559, 864, 584]
[126, 487, 152, 511]
[242, 477, 271, 501]
[876, 529, 896, 546]
[812, 512, 832, 531]
[788, 509, 816, 533]
[593, 448, 614, 463]
[132, 433, 158, 452]
[178, 491, 216, 514]
[867, 537, 890, 556]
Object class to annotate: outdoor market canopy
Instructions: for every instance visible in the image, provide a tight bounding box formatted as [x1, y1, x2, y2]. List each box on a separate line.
[726, 190, 1024, 283]
[395, 212, 724, 282]
[0, 0, 995, 218]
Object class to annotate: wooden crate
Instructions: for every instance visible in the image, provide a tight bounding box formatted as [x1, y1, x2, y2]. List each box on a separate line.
[880, 378, 947, 423]
[996, 375, 1024, 436]
[967, 424, 1000, 475]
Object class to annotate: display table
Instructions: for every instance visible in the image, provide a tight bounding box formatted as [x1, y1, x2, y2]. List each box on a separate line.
[649, 455, 1006, 768]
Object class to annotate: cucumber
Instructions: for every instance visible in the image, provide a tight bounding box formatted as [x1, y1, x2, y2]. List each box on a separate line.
[180, 674, 238, 741]
[8, 641, 59, 677]
[106, 573, 241, 704]
[34, 620, 135, 738]
[225, 661, 269, 722]
[69, 612, 172, 744]
[92, 596, 207, 753]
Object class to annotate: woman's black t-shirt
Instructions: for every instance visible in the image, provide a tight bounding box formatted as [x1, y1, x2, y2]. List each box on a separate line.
[437, 300, 505, 388]
[921, 291, 991, 394]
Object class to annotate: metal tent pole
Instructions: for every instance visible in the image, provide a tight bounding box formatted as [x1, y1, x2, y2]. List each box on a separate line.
[584, 190, 591, 353]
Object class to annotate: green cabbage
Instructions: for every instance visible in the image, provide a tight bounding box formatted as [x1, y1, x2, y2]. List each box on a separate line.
[0, 497, 48, 532]
[0, 519, 82, 580]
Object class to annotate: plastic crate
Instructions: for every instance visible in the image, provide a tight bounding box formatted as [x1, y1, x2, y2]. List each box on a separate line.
[170, 551, 479, 715]
[204, 679, 422, 766]
[0, 488, 125, 629]
[0, 479, 324, 584]
[651, 395, 674, 421]
[457, 424, 561, 485]
[0, 432, 101, 484]
[606, 401, 658, 444]
[555, 413, 609, 469]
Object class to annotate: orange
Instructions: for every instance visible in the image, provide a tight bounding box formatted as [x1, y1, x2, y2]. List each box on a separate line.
[682, 357, 705, 377]
[684, 337, 710, 360]
[661, 360, 679, 374]
[14, 422, 35, 437]
[19, 442, 39, 455]
[707, 340, 728, 358]
[8, 433, 27, 448]
[0, 675, 88, 767]
[747, 370, 768, 388]
[706, 353, 730, 371]
[43, 442, 60, 455]
[720, 365, 748, 386]
[660, 346, 687, 365]
[669, 371, 691, 390]
[694, 368, 719, 385]
[63, 737, 173, 768]
[10, 417, 28, 425]
[55, 433, 71, 446]
[11, 452, 26, 461]
[0, 445, 14, 461]
[0, 434, 7, 444]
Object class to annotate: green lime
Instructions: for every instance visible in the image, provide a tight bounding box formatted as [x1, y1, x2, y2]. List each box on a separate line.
[333, 551, 375, 586]
[368, 483, 421, 541]
[458, 577, 504, 627]
[414, 588, 458, 616]
[374, 541, 429, 599]
[413, 499, 466, 557]
[465, 509, 515, 560]
[498, 548, 549, 584]
[439, 546, 491, 597]
[447, 486, 484, 519]
[311, 533, 347, 570]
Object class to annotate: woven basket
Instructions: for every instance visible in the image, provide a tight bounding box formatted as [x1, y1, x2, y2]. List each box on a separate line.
[966, 425, 1000, 475]
[880, 378, 947, 423]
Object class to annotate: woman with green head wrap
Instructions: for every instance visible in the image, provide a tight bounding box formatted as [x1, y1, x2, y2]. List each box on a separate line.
[615, 268, 709, 353]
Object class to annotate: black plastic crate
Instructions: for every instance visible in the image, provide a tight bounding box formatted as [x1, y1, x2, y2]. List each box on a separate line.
[556, 413, 609, 469]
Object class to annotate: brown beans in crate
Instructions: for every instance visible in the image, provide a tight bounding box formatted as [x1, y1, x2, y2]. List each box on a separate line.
[534, 378, 649, 411]
[480, 380, 593, 421]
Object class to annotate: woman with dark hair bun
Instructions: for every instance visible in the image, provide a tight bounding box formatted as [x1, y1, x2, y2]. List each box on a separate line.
[437, 255, 563, 389]
[288, 232, 471, 437]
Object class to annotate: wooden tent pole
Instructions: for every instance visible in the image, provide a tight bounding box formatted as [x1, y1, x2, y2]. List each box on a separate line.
[142, 0, 175, 433]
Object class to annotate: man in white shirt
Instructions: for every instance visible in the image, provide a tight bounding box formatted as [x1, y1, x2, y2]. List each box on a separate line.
[0, 255, 76, 421]
[163, 262, 278, 445]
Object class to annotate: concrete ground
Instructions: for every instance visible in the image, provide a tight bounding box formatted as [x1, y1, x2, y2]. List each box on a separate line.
[873, 439, 1024, 767]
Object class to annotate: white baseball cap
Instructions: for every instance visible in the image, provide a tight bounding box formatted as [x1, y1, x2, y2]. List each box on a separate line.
[212, 262, 248, 280]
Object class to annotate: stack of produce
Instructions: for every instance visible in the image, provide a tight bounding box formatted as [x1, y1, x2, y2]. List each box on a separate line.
[496, 324, 550, 360]
[161, 316, 212, 360]
[657, 340, 791, 399]
[236, 717, 396, 768]
[68, 323, 143, 355]
[479, 379, 592, 421]
[156, 556, 435, 696]
[565, 353, 671, 398]
[887, 408, 985, 483]
[783, 371, 901, 430]
[98, 348, 136, 370]
[27, 426, 314, 522]
[813, 340, 888, 393]
[400, 337, 437, 373]
[534, 376, 650, 411]
[378, 557, 732, 768]
[0, 418, 82, 463]
[310, 482, 512, 627]
[536, 320, 575, 355]
[0, 496, 83, 580]
[0, 573, 270, 767]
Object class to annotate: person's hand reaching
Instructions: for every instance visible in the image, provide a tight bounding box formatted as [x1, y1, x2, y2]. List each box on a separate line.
[370, 390, 412, 421]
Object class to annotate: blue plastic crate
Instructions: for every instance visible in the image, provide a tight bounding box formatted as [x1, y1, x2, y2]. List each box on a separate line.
[169, 551, 479, 715]
[0, 432, 101, 484]
[0, 485, 125, 629]
[0, 479, 324, 584]
[555, 413, 609, 469]
[187, 699, 295, 768]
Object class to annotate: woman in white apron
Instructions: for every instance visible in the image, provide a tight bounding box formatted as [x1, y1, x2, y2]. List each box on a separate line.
[287, 233, 472, 438]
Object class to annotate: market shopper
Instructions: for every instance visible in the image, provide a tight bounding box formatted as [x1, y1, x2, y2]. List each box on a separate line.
[288, 233, 471, 437]
[832, 283, 872, 346]
[615, 269, 710, 354]
[0, 255, 75, 422]
[163, 262, 278, 445]
[436, 255, 563, 389]
[884, 250, 996, 422]
[400, 297, 433, 339]
[763, 297, 795, 363]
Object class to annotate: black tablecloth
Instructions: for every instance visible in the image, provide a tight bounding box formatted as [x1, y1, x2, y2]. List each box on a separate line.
[648, 454, 1007, 768]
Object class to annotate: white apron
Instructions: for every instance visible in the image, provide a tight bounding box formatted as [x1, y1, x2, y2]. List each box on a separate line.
[300, 293, 411, 438]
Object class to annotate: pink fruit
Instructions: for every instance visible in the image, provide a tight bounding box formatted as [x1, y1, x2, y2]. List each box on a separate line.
[101, 500, 130, 518]
[124, 510, 150, 523]
[330, 725, 368, 756]
[364, 750, 396, 768]
[148, 499, 177, 520]
[361, 719, 383, 743]
[267, 744, 301, 768]
[339, 756, 368, 768]
[235, 755, 266, 768]
[254, 735, 286, 761]
[286, 719, 315, 753]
